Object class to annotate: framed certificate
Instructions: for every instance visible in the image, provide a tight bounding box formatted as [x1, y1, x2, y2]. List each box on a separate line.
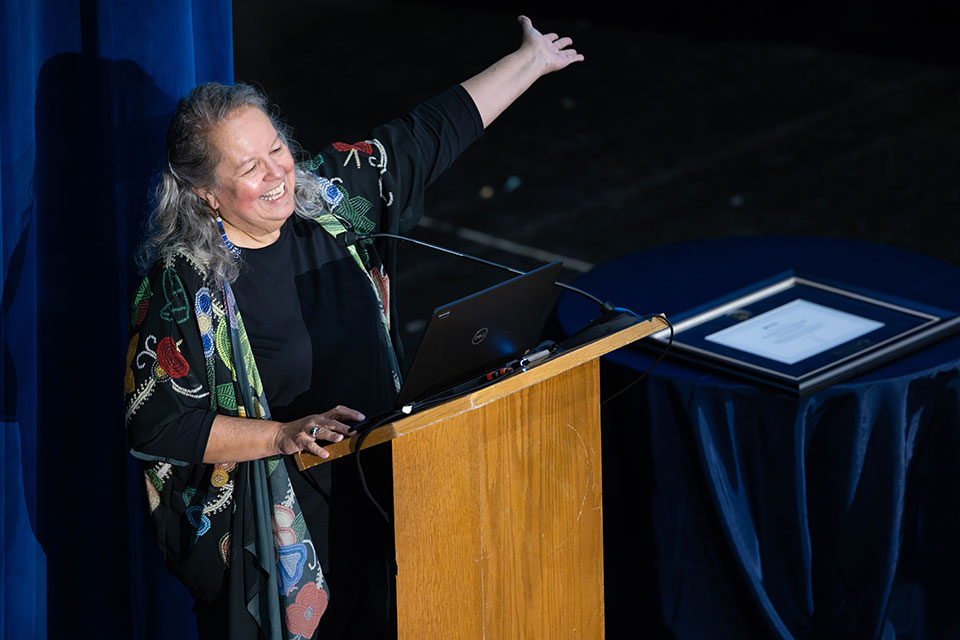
[644, 271, 960, 395]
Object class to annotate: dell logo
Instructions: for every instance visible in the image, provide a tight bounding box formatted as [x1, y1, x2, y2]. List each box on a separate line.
[472, 328, 488, 345]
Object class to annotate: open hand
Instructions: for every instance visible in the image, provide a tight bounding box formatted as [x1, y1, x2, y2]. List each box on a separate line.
[518, 15, 584, 76]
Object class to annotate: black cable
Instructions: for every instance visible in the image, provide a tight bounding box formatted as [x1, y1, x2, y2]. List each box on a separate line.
[344, 231, 607, 308]
[351, 411, 404, 526]
[299, 468, 332, 504]
[601, 313, 675, 406]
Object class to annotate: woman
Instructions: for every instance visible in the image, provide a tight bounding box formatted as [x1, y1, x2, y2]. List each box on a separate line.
[126, 16, 582, 639]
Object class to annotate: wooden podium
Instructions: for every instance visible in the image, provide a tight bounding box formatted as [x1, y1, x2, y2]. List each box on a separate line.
[296, 316, 667, 638]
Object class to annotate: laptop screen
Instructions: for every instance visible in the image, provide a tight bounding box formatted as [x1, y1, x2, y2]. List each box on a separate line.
[398, 261, 563, 405]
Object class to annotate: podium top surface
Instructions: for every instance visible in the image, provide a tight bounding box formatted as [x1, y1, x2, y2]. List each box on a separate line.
[294, 314, 667, 469]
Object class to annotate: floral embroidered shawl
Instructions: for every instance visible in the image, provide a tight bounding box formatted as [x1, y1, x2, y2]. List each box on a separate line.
[125, 210, 394, 639]
[125, 85, 483, 639]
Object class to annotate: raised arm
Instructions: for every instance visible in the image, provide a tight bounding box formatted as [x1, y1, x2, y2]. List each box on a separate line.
[460, 15, 584, 129]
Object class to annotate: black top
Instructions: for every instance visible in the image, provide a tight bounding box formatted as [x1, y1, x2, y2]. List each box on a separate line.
[233, 215, 396, 423]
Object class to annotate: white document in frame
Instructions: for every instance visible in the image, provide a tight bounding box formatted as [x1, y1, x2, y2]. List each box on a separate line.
[705, 299, 884, 365]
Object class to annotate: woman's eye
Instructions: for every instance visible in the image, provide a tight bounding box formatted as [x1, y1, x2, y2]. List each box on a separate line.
[242, 164, 256, 176]
[271, 147, 282, 154]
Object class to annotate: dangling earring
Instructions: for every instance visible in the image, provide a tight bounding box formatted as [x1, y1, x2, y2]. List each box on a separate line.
[216, 215, 242, 259]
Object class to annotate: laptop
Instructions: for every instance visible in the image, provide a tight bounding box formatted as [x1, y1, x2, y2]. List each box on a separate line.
[347, 261, 563, 432]
[397, 260, 563, 406]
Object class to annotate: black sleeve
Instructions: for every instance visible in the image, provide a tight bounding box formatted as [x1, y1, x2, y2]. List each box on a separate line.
[373, 84, 484, 232]
[124, 260, 217, 466]
[313, 84, 484, 236]
[129, 409, 216, 465]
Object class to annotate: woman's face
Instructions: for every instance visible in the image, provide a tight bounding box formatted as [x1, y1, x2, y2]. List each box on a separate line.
[199, 106, 296, 241]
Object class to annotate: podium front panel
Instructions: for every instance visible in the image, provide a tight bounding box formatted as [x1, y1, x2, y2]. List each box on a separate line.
[392, 359, 605, 639]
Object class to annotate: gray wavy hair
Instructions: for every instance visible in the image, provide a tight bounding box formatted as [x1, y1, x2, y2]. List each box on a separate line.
[137, 82, 331, 284]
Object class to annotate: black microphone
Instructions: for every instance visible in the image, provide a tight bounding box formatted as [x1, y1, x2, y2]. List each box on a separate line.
[337, 230, 613, 309]
[335, 230, 359, 248]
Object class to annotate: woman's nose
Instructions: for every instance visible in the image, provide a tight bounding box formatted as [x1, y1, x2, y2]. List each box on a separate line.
[264, 157, 284, 180]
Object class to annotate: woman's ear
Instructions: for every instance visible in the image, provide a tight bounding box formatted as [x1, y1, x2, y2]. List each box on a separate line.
[194, 187, 220, 212]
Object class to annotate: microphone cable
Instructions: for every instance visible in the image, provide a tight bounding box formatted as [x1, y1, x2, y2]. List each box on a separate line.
[600, 309, 675, 406]
[339, 230, 607, 309]
[352, 410, 405, 526]
[337, 228, 675, 520]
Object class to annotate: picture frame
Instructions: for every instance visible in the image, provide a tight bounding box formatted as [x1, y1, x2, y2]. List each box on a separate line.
[642, 270, 960, 395]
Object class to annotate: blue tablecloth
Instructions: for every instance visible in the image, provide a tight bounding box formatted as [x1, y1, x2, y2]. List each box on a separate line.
[556, 237, 960, 639]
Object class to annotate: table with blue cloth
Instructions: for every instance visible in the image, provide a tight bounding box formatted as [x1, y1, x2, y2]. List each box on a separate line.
[556, 236, 960, 639]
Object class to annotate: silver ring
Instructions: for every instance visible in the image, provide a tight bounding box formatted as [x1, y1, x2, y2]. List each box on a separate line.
[309, 426, 319, 438]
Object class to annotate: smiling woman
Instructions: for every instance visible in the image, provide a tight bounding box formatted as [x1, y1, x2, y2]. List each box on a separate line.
[126, 15, 583, 640]
[197, 107, 297, 246]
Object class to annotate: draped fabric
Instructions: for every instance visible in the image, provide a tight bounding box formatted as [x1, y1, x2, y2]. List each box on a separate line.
[557, 236, 960, 639]
[1, 1, 232, 637]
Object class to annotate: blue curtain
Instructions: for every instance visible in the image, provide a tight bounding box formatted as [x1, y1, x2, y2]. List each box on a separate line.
[1, 1, 232, 637]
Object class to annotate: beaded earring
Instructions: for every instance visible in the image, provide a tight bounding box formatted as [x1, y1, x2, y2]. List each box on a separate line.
[216, 215, 242, 259]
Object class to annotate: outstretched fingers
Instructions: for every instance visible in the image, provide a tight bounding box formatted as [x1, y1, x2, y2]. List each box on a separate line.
[518, 15, 585, 72]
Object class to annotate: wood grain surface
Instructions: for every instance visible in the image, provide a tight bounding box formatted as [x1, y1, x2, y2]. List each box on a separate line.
[392, 360, 604, 639]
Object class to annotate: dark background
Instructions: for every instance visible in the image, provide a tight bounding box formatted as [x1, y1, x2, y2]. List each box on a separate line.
[231, 1, 960, 634]
[234, 0, 960, 351]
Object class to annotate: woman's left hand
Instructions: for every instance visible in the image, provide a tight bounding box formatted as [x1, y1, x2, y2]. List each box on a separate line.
[460, 16, 585, 128]
[517, 15, 584, 76]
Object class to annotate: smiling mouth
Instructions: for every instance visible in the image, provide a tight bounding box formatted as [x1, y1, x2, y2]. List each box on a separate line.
[259, 181, 286, 201]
